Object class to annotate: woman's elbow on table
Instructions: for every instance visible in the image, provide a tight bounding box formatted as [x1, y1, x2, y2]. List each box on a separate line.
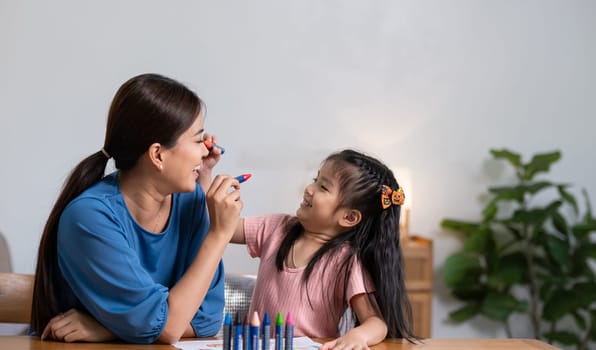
[157, 329, 183, 345]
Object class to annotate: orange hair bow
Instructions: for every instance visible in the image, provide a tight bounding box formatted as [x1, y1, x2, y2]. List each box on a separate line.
[381, 185, 405, 209]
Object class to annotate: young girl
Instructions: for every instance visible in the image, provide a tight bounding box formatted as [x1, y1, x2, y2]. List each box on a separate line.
[231, 149, 417, 348]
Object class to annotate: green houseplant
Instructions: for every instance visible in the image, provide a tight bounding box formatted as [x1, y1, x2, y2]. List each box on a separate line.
[441, 149, 596, 350]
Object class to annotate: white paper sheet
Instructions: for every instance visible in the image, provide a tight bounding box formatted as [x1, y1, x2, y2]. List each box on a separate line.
[173, 336, 321, 350]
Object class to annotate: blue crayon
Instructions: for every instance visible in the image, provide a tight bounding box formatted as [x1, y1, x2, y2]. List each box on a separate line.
[262, 313, 271, 350]
[243, 313, 250, 350]
[233, 311, 243, 350]
[223, 312, 232, 350]
[285, 312, 294, 350]
[275, 312, 284, 350]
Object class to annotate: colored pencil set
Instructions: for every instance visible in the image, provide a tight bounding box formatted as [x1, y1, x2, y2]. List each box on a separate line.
[223, 311, 294, 350]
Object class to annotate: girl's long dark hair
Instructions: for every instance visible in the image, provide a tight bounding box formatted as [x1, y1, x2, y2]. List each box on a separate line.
[31, 73, 203, 335]
[276, 149, 418, 341]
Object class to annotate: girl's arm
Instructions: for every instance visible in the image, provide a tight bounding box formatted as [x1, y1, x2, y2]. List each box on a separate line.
[230, 218, 246, 244]
[320, 293, 387, 350]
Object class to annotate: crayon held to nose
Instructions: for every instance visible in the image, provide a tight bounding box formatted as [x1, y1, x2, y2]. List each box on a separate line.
[204, 140, 225, 154]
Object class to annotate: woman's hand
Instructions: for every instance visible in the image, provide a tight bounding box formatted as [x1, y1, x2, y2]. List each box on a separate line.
[197, 133, 223, 192]
[206, 174, 243, 242]
[40, 308, 115, 343]
[202, 133, 223, 171]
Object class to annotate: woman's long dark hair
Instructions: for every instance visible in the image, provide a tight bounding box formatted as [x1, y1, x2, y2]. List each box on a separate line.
[275, 149, 418, 341]
[31, 73, 203, 334]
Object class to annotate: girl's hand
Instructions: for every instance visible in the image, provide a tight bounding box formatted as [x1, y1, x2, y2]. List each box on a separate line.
[40, 308, 115, 343]
[320, 294, 387, 350]
[319, 332, 370, 350]
[206, 174, 243, 241]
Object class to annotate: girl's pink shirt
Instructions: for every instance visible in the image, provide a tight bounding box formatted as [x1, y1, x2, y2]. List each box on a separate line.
[245, 214, 374, 338]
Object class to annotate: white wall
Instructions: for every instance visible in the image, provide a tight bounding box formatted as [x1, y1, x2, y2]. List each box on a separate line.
[1, 0, 595, 339]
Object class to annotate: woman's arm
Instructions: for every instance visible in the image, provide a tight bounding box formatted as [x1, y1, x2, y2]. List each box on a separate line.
[159, 175, 242, 344]
[320, 293, 387, 350]
[41, 309, 116, 342]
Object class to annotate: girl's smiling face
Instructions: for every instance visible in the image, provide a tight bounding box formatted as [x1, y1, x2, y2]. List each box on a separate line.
[296, 161, 347, 236]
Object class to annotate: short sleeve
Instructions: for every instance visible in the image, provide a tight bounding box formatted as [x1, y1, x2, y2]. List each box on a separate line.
[244, 214, 292, 258]
[346, 258, 375, 306]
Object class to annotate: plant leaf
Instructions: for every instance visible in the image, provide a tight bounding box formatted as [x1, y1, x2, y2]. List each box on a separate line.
[511, 201, 562, 228]
[551, 211, 568, 236]
[539, 281, 556, 302]
[486, 253, 526, 289]
[503, 223, 523, 240]
[482, 199, 498, 221]
[452, 285, 487, 301]
[522, 151, 561, 181]
[575, 243, 596, 261]
[571, 222, 596, 240]
[571, 282, 596, 308]
[543, 289, 578, 321]
[490, 149, 522, 167]
[557, 185, 579, 215]
[463, 228, 490, 254]
[443, 253, 483, 287]
[591, 309, 596, 341]
[480, 292, 526, 321]
[582, 188, 594, 222]
[448, 303, 481, 323]
[511, 207, 551, 226]
[524, 181, 555, 194]
[571, 311, 587, 330]
[441, 219, 480, 236]
[542, 331, 580, 346]
[487, 186, 525, 203]
[544, 235, 571, 271]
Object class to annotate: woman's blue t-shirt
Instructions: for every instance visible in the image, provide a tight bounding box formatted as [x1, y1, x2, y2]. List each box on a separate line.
[56, 172, 224, 343]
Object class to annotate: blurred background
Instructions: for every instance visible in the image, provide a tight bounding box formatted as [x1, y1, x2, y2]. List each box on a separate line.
[1, 0, 595, 340]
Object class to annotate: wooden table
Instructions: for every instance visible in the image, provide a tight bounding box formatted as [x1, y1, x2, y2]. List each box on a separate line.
[0, 336, 562, 349]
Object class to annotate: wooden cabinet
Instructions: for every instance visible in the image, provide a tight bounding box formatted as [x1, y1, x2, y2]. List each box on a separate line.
[402, 236, 432, 338]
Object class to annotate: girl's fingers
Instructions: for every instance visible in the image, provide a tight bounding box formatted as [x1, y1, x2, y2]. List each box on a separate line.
[320, 340, 336, 350]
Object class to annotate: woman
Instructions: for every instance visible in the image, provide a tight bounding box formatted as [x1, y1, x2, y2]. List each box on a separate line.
[31, 73, 242, 344]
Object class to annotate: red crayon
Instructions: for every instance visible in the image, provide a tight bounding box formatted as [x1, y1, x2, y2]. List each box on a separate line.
[235, 174, 252, 184]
